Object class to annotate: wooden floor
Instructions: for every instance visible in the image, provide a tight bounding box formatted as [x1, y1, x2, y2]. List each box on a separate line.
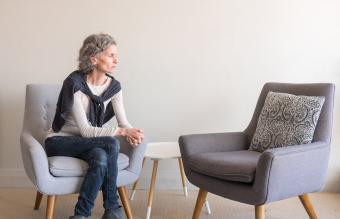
[0, 188, 340, 219]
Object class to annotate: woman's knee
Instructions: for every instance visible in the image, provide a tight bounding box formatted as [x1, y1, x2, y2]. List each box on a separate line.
[89, 147, 108, 167]
[99, 136, 119, 146]
[101, 136, 120, 154]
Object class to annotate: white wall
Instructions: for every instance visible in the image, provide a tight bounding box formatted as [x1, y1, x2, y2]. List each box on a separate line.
[1, 0, 340, 191]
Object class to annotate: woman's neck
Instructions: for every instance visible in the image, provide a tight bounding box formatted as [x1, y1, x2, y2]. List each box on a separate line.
[87, 70, 107, 86]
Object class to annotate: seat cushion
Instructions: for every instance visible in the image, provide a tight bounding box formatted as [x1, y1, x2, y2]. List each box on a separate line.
[188, 150, 261, 183]
[48, 153, 129, 177]
[249, 91, 325, 152]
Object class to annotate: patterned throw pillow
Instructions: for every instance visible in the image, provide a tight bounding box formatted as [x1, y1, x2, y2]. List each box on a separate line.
[249, 92, 325, 152]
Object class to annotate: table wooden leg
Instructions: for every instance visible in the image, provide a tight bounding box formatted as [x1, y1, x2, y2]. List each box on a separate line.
[205, 200, 212, 215]
[178, 158, 188, 197]
[146, 160, 158, 219]
[130, 158, 146, 200]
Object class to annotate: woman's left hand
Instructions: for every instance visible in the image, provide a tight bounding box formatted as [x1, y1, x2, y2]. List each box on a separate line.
[116, 127, 144, 146]
[126, 135, 143, 146]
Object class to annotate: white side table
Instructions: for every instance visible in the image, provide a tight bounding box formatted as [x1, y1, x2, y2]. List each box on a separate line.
[129, 142, 211, 219]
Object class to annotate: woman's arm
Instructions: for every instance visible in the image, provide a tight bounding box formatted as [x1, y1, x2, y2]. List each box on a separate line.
[111, 91, 144, 145]
[111, 90, 132, 128]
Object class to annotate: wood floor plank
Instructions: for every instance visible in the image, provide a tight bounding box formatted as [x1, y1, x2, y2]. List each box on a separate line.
[0, 188, 339, 219]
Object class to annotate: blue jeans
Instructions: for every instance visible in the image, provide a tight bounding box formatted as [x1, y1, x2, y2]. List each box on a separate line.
[45, 136, 120, 217]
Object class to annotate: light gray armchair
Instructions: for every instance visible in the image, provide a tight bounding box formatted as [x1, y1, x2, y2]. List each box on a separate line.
[179, 83, 335, 219]
[20, 84, 147, 219]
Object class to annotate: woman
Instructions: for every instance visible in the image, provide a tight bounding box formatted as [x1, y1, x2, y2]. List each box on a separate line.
[45, 33, 144, 219]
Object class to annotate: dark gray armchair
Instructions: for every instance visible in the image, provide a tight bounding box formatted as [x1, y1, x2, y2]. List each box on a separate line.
[179, 83, 335, 219]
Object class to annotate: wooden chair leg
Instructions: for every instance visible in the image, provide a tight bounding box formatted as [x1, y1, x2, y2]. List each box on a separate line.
[299, 194, 317, 219]
[255, 205, 265, 219]
[118, 186, 133, 219]
[192, 188, 208, 219]
[34, 191, 43, 210]
[46, 195, 56, 219]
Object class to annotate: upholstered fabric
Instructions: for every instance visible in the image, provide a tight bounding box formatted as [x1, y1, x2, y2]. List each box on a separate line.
[48, 153, 130, 177]
[188, 151, 261, 183]
[20, 84, 147, 195]
[179, 82, 335, 206]
[249, 92, 325, 152]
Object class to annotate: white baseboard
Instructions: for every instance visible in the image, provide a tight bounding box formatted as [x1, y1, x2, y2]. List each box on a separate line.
[127, 170, 198, 190]
[0, 168, 196, 190]
[0, 169, 33, 188]
[0, 168, 339, 192]
[323, 168, 340, 192]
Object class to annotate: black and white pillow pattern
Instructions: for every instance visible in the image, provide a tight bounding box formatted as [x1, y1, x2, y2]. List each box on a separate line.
[249, 92, 325, 152]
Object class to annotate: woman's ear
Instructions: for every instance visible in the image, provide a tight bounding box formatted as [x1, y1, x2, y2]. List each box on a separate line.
[90, 55, 97, 65]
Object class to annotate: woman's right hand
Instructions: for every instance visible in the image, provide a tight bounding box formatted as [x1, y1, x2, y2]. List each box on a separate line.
[117, 127, 144, 146]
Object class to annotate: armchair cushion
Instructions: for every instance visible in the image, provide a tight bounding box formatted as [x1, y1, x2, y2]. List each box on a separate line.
[188, 150, 261, 183]
[48, 153, 129, 177]
[249, 92, 325, 152]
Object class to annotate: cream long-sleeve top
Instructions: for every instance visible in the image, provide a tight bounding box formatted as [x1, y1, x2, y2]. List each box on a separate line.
[46, 77, 132, 139]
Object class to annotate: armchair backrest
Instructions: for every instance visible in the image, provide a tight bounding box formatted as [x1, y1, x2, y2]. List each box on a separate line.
[22, 84, 61, 145]
[244, 83, 335, 145]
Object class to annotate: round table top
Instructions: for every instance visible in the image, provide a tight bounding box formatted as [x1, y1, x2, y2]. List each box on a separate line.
[144, 142, 181, 159]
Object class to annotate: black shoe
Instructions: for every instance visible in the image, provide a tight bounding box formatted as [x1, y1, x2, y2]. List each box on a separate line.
[101, 206, 124, 219]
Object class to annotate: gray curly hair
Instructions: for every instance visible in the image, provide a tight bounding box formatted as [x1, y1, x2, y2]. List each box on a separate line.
[78, 33, 117, 74]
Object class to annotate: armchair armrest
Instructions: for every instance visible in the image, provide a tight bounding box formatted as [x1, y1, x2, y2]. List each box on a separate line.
[117, 136, 147, 175]
[253, 141, 330, 203]
[20, 132, 52, 188]
[179, 132, 248, 160]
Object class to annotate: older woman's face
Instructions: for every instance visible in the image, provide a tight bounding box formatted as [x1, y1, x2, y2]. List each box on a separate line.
[93, 44, 118, 73]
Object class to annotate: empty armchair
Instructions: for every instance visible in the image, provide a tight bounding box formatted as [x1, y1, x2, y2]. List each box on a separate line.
[179, 83, 335, 219]
[20, 84, 146, 219]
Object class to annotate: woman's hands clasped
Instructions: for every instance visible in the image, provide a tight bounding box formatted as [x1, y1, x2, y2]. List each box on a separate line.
[117, 127, 144, 146]
[125, 128, 144, 146]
